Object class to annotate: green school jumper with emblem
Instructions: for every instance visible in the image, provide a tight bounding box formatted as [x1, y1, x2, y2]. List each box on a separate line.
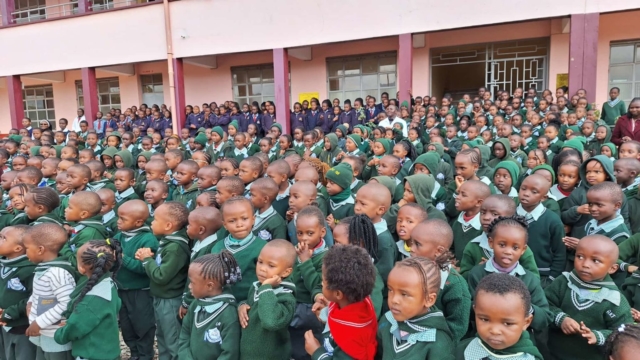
[87, 179, 116, 193]
[450, 212, 484, 263]
[374, 220, 397, 283]
[377, 309, 455, 360]
[584, 215, 631, 287]
[517, 204, 566, 281]
[459, 233, 540, 279]
[9, 210, 28, 225]
[102, 210, 118, 238]
[467, 260, 550, 331]
[114, 226, 159, 290]
[0, 255, 36, 329]
[178, 293, 240, 360]
[316, 185, 330, 216]
[545, 271, 633, 360]
[436, 267, 472, 344]
[252, 206, 288, 241]
[456, 332, 543, 360]
[54, 275, 121, 360]
[181, 234, 221, 309]
[60, 216, 108, 267]
[272, 184, 291, 219]
[328, 197, 355, 223]
[622, 178, 640, 199]
[618, 234, 640, 307]
[172, 182, 199, 211]
[29, 212, 64, 226]
[142, 230, 190, 299]
[239, 281, 296, 360]
[114, 187, 140, 212]
[211, 235, 266, 303]
[291, 243, 327, 305]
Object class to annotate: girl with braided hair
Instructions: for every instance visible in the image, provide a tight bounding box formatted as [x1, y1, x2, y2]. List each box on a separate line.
[178, 251, 242, 359]
[24, 187, 62, 226]
[53, 239, 123, 360]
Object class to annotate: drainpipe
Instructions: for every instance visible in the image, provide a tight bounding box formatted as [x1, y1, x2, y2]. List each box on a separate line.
[163, 0, 178, 132]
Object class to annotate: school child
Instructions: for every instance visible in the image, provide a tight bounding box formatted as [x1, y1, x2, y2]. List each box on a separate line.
[491, 161, 520, 198]
[450, 180, 491, 261]
[56, 163, 91, 215]
[508, 134, 527, 166]
[40, 157, 59, 189]
[395, 203, 428, 259]
[112, 200, 158, 360]
[488, 138, 522, 172]
[265, 160, 292, 218]
[619, 140, 640, 160]
[408, 127, 424, 155]
[196, 164, 220, 196]
[236, 156, 261, 198]
[456, 274, 543, 360]
[615, 158, 640, 199]
[113, 168, 139, 212]
[466, 216, 550, 332]
[95, 188, 117, 237]
[61, 191, 108, 266]
[516, 173, 566, 281]
[324, 162, 355, 226]
[444, 125, 463, 159]
[135, 201, 190, 360]
[412, 152, 450, 188]
[393, 140, 418, 182]
[592, 125, 612, 156]
[603, 323, 640, 360]
[101, 146, 118, 178]
[341, 156, 365, 195]
[601, 87, 627, 126]
[168, 160, 199, 211]
[304, 244, 378, 359]
[362, 138, 393, 180]
[409, 219, 472, 344]
[301, 131, 322, 160]
[178, 252, 241, 360]
[9, 183, 33, 226]
[85, 161, 114, 193]
[0, 226, 37, 360]
[600, 142, 618, 162]
[24, 187, 62, 226]
[545, 235, 633, 360]
[249, 177, 287, 241]
[551, 159, 581, 208]
[23, 224, 77, 360]
[545, 122, 564, 153]
[354, 182, 397, 283]
[319, 133, 342, 167]
[377, 256, 455, 360]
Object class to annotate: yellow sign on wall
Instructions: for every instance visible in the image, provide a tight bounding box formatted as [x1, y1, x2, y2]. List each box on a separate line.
[298, 92, 320, 104]
[556, 73, 569, 88]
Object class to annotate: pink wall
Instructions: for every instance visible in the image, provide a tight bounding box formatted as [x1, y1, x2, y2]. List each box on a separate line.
[548, 18, 570, 94]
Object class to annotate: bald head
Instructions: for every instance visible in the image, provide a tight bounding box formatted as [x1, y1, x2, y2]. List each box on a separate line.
[295, 166, 319, 184]
[459, 180, 491, 199]
[290, 180, 317, 198]
[189, 206, 222, 233]
[263, 239, 297, 268]
[358, 182, 392, 209]
[412, 219, 454, 248]
[577, 234, 619, 265]
[117, 199, 149, 219]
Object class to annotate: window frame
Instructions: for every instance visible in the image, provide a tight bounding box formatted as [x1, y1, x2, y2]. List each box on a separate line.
[326, 52, 398, 104]
[23, 84, 56, 129]
[75, 77, 121, 119]
[608, 42, 640, 105]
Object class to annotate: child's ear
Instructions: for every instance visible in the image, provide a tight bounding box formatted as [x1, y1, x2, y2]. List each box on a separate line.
[424, 292, 438, 309]
[135, 218, 144, 227]
[80, 210, 89, 219]
[281, 267, 293, 279]
[36, 204, 45, 213]
[162, 192, 169, 200]
[165, 221, 174, 232]
[522, 313, 533, 331]
[129, 179, 136, 186]
[615, 201, 622, 210]
[377, 205, 386, 216]
[609, 263, 620, 275]
[198, 225, 206, 235]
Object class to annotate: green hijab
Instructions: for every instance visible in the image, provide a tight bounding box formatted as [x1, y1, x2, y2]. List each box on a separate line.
[493, 161, 520, 187]
[405, 174, 436, 210]
[601, 142, 617, 159]
[101, 146, 119, 166]
[413, 152, 440, 178]
[320, 133, 342, 164]
[115, 149, 133, 168]
[336, 125, 348, 138]
[579, 155, 616, 188]
[563, 138, 585, 153]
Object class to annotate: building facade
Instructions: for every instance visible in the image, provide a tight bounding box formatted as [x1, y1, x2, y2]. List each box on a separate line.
[0, 0, 639, 134]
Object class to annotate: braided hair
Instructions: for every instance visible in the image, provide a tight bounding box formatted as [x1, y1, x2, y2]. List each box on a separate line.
[221, 158, 240, 171]
[193, 151, 212, 164]
[27, 187, 60, 212]
[458, 148, 481, 166]
[605, 323, 640, 358]
[487, 215, 529, 243]
[394, 139, 418, 162]
[192, 250, 242, 287]
[340, 215, 379, 261]
[74, 239, 122, 309]
[395, 255, 450, 302]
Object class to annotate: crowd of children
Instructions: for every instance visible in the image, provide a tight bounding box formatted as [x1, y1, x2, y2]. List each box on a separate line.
[0, 88, 640, 360]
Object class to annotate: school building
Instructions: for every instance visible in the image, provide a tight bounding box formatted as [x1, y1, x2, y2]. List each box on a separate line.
[0, 0, 640, 134]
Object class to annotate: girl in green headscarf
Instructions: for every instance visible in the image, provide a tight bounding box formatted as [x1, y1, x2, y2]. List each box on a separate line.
[352, 125, 371, 155]
[319, 133, 342, 167]
[362, 138, 393, 180]
[600, 142, 617, 162]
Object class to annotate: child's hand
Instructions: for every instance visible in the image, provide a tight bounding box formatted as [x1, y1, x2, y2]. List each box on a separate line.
[279, 149, 286, 156]
[628, 265, 639, 274]
[58, 320, 67, 327]
[563, 237, 580, 250]
[163, 174, 171, 183]
[296, 242, 313, 263]
[577, 204, 591, 215]
[560, 317, 581, 335]
[631, 308, 640, 321]
[312, 294, 329, 320]
[178, 306, 188, 319]
[336, 152, 344, 160]
[238, 304, 250, 328]
[25, 322, 41, 337]
[135, 248, 154, 260]
[397, 199, 407, 207]
[262, 275, 283, 287]
[326, 214, 335, 230]
[26, 302, 31, 316]
[579, 321, 597, 344]
[5, 204, 12, 212]
[455, 176, 465, 191]
[285, 210, 295, 222]
[479, 257, 488, 265]
[304, 330, 322, 355]
[304, 149, 311, 159]
[367, 159, 375, 166]
[104, 171, 112, 179]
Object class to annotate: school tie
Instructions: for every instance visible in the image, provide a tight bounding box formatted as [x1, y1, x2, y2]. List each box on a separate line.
[370, 109, 374, 116]
[97, 121, 101, 131]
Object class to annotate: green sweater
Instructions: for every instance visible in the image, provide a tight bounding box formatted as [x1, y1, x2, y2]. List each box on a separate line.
[54, 275, 121, 360]
[600, 99, 626, 126]
[459, 233, 540, 278]
[467, 260, 550, 331]
[114, 187, 140, 212]
[240, 281, 296, 360]
[290, 245, 327, 304]
[518, 204, 566, 278]
[376, 226, 397, 283]
[0, 210, 14, 229]
[377, 309, 455, 360]
[60, 216, 108, 267]
[253, 207, 288, 241]
[545, 271, 633, 360]
[450, 212, 484, 262]
[30, 212, 64, 226]
[210, 235, 265, 302]
[114, 226, 159, 290]
[328, 198, 355, 222]
[436, 267, 472, 344]
[0, 255, 36, 329]
[182, 234, 221, 308]
[178, 293, 240, 360]
[142, 230, 190, 299]
[172, 182, 199, 211]
[455, 332, 543, 360]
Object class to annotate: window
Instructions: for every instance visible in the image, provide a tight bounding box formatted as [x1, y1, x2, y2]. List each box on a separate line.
[327, 52, 397, 103]
[140, 74, 165, 108]
[14, 0, 46, 23]
[76, 78, 121, 118]
[23, 85, 55, 129]
[608, 42, 640, 105]
[232, 64, 276, 105]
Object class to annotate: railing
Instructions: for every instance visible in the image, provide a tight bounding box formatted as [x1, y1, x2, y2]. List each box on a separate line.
[7, 0, 152, 24]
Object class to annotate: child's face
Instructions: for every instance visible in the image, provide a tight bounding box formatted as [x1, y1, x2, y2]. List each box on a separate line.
[493, 168, 513, 194]
[78, 151, 92, 164]
[508, 136, 520, 150]
[384, 130, 394, 140]
[173, 164, 196, 187]
[64, 196, 87, 222]
[98, 194, 115, 215]
[377, 157, 398, 177]
[481, 131, 492, 143]
[581, 123, 594, 137]
[141, 139, 153, 151]
[619, 143, 640, 159]
[585, 160, 607, 185]
[288, 185, 313, 213]
[455, 155, 479, 180]
[218, 161, 239, 177]
[12, 157, 26, 171]
[489, 225, 527, 269]
[354, 187, 386, 220]
[518, 176, 547, 210]
[544, 127, 557, 140]
[573, 238, 617, 282]
[0, 227, 24, 258]
[113, 171, 134, 192]
[474, 289, 532, 350]
[86, 134, 98, 147]
[164, 153, 181, 171]
[222, 201, 255, 239]
[260, 140, 271, 153]
[256, 244, 293, 284]
[600, 146, 612, 157]
[238, 163, 259, 184]
[114, 155, 126, 169]
[8, 187, 25, 210]
[324, 179, 343, 196]
[526, 151, 542, 170]
[412, 163, 430, 176]
[144, 182, 168, 206]
[65, 167, 88, 191]
[567, 114, 578, 125]
[137, 156, 148, 171]
[445, 128, 456, 139]
[493, 143, 506, 159]
[296, 216, 325, 249]
[386, 264, 436, 322]
[396, 206, 424, 242]
[586, 190, 620, 222]
[557, 164, 579, 192]
[372, 141, 386, 156]
[197, 169, 218, 191]
[152, 134, 162, 145]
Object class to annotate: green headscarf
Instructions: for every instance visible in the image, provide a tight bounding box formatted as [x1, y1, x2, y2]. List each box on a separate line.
[601, 143, 617, 159]
[370, 176, 398, 200]
[413, 152, 440, 178]
[320, 133, 342, 164]
[137, 151, 153, 162]
[579, 155, 616, 188]
[429, 143, 445, 157]
[107, 131, 122, 144]
[336, 125, 348, 138]
[29, 146, 41, 157]
[9, 135, 22, 143]
[563, 138, 585, 153]
[375, 138, 393, 156]
[115, 149, 133, 168]
[270, 123, 283, 134]
[404, 174, 446, 220]
[228, 121, 239, 132]
[492, 161, 520, 193]
[532, 164, 556, 184]
[101, 146, 119, 167]
[347, 134, 362, 148]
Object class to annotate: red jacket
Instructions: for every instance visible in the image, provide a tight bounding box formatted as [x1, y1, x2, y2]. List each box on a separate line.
[612, 114, 640, 145]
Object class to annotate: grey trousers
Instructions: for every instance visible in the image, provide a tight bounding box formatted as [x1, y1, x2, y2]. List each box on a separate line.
[0, 328, 36, 360]
[153, 296, 182, 360]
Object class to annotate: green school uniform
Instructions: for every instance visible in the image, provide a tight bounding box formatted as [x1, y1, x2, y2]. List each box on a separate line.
[374, 220, 397, 283]
[459, 233, 540, 278]
[60, 216, 108, 267]
[509, 149, 527, 167]
[272, 183, 291, 220]
[290, 244, 327, 305]
[545, 271, 632, 360]
[210, 234, 265, 302]
[181, 234, 221, 309]
[487, 139, 523, 174]
[622, 177, 640, 199]
[114, 187, 140, 212]
[445, 137, 462, 159]
[101, 146, 119, 177]
[0, 255, 36, 329]
[142, 230, 190, 299]
[101, 210, 118, 238]
[450, 212, 484, 263]
[178, 293, 240, 360]
[316, 185, 330, 217]
[240, 281, 296, 360]
[9, 211, 28, 225]
[456, 332, 543, 360]
[172, 182, 199, 211]
[585, 215, 631, 286]
[54, 275, 121, 360]
[319, 133, 342, 167]
[114, 226, 159, 290]
[0, 209, 13, 229]
[253, 206, 288, 241]
[87, 178, 116, 193]
[397, 158, 413, 182]
[30, 212, 64, 226]
[600, 99, 626, 126]
[377, 310, 455, 360]
[618, 235, 640, 308]
[206, 142, 228, 163]
[467, 260, 550, 331]
[517, 203, 565, 281]
[436, 267, 472, 344]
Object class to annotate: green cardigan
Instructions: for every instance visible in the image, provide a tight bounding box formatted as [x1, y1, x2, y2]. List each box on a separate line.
[456, 332, 543, 360]
[252, 207, 288, 241]
[60, 216, 108, 267]
[210, 235, 265, 302]
[114, 226, 159, 290]
[142, 230, 190, 299]
[0, 255, 36, 328]
[290, 246, 327, 305]
[458, 233, 540, 278]
[436, 267, 472, 344]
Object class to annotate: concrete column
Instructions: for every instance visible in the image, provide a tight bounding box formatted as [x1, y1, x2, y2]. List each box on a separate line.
[398, 33, 413, 107]
[81, 67, 98, 128]
[273, 48, 291, 134]
[6, 76, 24, 129]
[172, 58, 186, 130]
[568, 13, 599, 102]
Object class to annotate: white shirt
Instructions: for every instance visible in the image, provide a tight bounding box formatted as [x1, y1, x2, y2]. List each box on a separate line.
[72, 115, 86, 132]
[378, 117, 408, 136]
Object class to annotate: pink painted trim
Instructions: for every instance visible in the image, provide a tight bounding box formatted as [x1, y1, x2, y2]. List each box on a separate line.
[568, 13, 599, 102]
[77, 0, 93, 13]
[173, 58, 187, 130]
[568, 14, 585, 96]
[398, 33, 413, 108]
[81, 67, 98, 128]
[273, 48, 290, 134]
[6, 76, 24, 129]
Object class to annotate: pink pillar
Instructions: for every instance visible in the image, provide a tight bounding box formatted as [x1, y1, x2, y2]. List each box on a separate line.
[76, 0, 92, 13]
[0, 0, 16, 26]
[273, 48, 290, 134]
[398, 33, 413, 107]
[173, 58, 187, 130]
[568, 13, 599, 103]
[81, 67, 98, 129]
[6, 76, 24, 129]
